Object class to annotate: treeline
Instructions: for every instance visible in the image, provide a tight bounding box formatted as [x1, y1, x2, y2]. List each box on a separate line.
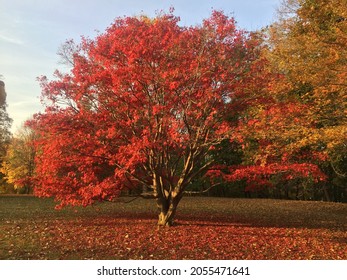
[0, 0, 346, 204]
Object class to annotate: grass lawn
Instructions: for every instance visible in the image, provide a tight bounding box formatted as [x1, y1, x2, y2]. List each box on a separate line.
[0, 195, 346, 259]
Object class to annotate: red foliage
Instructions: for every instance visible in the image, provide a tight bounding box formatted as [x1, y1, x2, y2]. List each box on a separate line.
[29, 11, 273, 208]
[207, 163, 327, 191]
[27, 10, 327, 214]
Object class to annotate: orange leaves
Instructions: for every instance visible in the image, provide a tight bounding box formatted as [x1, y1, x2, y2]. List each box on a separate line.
[267, 0, 347, 158]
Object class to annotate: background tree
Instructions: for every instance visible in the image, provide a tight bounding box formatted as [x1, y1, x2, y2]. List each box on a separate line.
[0, 79, 13, 193]
[1, 125, 36, 194]
[205, 28, 328, 199]
[263, 0, 347, 201]
[0, 80, 7, 106]
[0, 80, 12, 146]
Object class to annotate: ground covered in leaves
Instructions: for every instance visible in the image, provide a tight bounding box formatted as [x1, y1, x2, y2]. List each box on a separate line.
[0, 196, 346, 259]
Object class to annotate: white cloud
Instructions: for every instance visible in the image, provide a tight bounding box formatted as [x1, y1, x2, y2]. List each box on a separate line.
[0, 33, 24, 45]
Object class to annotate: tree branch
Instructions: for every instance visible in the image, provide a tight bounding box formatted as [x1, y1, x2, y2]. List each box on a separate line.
[184, 182, 223, 195]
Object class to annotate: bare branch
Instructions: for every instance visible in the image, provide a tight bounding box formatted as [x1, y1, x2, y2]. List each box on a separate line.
[57, 39, 78, 67]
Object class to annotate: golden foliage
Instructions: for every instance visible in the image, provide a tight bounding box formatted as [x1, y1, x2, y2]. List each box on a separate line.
[1, 126, 36, 191]
[264, 0, 347, 161]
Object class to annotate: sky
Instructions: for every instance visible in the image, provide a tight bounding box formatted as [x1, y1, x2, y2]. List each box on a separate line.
[0, 0, 281, 133]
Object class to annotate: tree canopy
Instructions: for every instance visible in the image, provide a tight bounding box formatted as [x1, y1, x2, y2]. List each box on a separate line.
[26, 9, 334, 225]
[28, 12, 256, 224]
[263, 0, 347, 199]
[1, 126, 36, 194]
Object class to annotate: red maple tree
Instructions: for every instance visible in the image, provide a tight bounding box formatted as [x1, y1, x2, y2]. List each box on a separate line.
[28, 11, 325, 226]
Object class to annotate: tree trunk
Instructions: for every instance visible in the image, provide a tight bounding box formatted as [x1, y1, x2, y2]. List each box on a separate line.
[152, 169, 187, 226]
[323, 184, 331, 202]
[156, 195, 181, 227]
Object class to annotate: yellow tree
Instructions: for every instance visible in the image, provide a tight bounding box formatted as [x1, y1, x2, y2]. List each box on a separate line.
[263, 0, 347, 200]
[1, 126, 36, 194]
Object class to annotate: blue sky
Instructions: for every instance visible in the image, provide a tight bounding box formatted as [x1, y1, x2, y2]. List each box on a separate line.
[0, 0, 281, 133]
